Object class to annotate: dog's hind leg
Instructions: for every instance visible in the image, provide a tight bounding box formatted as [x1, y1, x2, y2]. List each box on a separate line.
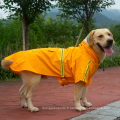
[21, 71, 41, 112]
[81, 87, 92, 107]
[19, 79, 28, 108]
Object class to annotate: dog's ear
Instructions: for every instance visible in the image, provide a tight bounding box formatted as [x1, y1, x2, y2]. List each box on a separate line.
[88, 30, 95, 47]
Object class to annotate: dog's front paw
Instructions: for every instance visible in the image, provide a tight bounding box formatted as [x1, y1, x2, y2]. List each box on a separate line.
[83, 102, 92, 107]
[76, 106, 86, 111]
[21, 102, 28, 108]
[29, 107, 39, 112]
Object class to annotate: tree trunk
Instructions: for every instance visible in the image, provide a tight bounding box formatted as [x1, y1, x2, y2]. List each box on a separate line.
[87, 18, 91, 34]
[88, 21, 90, 34]
[83, 20, 90, 35]
[75, 26, 84, 47]
[22, 17, 25, 51]
[16, 28, 22, 51]
[85, 22, 90, 34]
[25, 22, 30, 50]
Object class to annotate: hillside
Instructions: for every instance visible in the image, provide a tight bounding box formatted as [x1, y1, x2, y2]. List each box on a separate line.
[46, 7, 120, 27]
[100, 9, 120, 21]
[93, 13, 119, 27]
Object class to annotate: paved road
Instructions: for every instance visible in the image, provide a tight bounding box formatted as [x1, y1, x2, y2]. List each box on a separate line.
[0, 66, 120, 120]
[70, 100, 120, 120]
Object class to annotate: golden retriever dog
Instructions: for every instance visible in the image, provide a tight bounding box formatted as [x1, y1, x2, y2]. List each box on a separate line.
[1, 28, 115, 112]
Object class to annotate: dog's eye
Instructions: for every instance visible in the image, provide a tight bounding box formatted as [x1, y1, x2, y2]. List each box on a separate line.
[98, 35, 103, 38]
[108, 33, 111, 36]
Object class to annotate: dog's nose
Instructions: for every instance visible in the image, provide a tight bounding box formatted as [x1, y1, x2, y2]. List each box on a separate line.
[107, 39, 113, 47]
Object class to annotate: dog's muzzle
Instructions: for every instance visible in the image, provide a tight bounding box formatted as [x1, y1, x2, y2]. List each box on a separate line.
[97, 39, 113, 52]
[97, 43, 104, 52]
[106, 39, 113, 48]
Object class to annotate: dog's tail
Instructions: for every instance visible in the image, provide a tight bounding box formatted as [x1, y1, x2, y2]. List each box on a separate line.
[1, 59, 13, 69]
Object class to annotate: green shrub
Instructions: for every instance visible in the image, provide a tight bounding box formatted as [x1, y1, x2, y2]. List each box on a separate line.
[110, 24, 120, 46]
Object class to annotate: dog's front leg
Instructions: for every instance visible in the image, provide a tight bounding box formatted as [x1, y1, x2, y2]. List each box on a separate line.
[74, 81, 86, 111]
[81, 87, 92, 107]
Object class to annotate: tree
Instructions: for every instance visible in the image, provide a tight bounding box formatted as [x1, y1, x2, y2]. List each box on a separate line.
[0, 0, 54, 50]
[57, 0, 115, 34]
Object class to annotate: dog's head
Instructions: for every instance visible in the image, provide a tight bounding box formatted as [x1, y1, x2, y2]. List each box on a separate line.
[87, 28, 115, 56]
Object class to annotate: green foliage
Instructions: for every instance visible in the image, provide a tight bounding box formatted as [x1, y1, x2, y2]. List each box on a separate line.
[57, 0, 115, 33]
[0, 0, 55, 50]
[0, 19, 22, 57]
[100, 55, 120, 68]
[1, 0, 54, 24]
[110, 24, 120, 45]
[29, 15, 88, 48]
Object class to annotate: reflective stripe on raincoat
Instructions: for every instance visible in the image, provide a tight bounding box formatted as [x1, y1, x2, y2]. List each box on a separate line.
[4, 41, 100, 86]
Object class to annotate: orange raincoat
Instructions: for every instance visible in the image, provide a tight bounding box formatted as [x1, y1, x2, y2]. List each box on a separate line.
[4, 41, 100, 86]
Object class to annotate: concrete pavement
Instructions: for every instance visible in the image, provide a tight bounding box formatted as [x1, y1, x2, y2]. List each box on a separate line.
[70, 100, 120, 120]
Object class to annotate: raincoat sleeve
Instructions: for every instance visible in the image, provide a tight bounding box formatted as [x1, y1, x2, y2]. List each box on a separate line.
[74, 57, 97, 86]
